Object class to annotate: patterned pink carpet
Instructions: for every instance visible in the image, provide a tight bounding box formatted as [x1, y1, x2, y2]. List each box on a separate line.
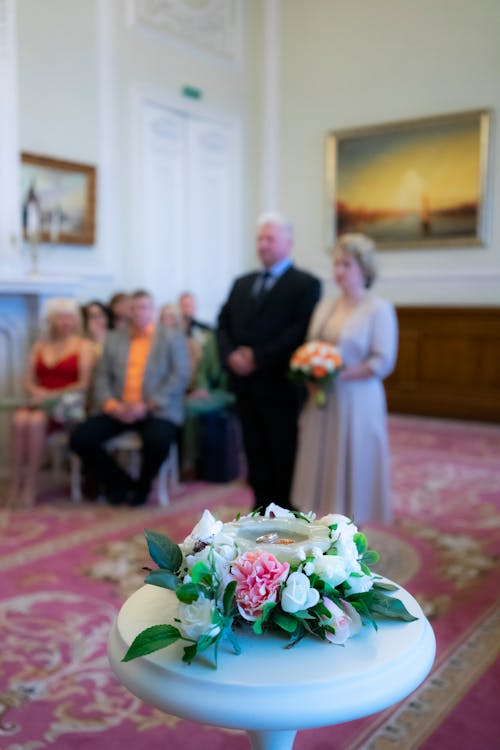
[1, 415, 499, 749]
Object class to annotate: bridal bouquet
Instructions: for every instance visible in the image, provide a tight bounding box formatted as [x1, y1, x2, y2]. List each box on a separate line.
[289, 341, 343, 406]
[122, 505, 417, 668]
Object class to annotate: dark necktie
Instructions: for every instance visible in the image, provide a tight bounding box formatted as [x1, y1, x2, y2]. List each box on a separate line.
[255, 271, 271, 300]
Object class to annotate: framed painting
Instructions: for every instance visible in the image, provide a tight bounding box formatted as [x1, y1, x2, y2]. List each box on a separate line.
[21, 152, 96, 245]
[326, 109, 490, 249]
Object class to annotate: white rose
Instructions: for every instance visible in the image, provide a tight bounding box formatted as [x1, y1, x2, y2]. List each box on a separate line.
[281, 572, 320, 614]
[179, 596, 221, 640]
[319, 514, 358, 537]
[210, 531, 238, 559]
[313, 554, 347, 587]
[334, 536, 362, 575]
[191, 509, 224, 541]
[264, 503, 295, 519]
[311, 546, 325, 558]
[345, 572, 374, 595]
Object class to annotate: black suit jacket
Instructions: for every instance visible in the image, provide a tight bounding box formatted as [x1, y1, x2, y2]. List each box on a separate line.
[217, 265, 321, 396]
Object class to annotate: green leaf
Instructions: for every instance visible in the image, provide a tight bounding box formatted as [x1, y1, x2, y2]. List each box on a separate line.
[253, 601, 277, 635]
[144, 529, 182, 572]
[373, 580, 398, 591]
[291, 511, 311, 523]
[190, 561, 212, 586]
[314, 600, 333, 618]
[370, 592, 418, 622]
[353, 533, 367, 555]
[292, 609, 316, 620]
[287, 628, 307, 648]
[273, 610, 298, 634]
[176, 582, 201, 604]
[362, 550, 380, 566]
[196, 633, 218, 653]
[122, 624, 181, 662]
[222, 580, 237, 616]
[225, 626, 242, 655]
[144, 569, 179, 591]
[182, 643, 198, 664]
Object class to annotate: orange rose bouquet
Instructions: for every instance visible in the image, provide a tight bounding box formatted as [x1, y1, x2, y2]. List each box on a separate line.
[289, 341, 343, 407]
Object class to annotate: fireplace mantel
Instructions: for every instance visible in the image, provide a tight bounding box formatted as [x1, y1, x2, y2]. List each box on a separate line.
[0, 275, 82, 297]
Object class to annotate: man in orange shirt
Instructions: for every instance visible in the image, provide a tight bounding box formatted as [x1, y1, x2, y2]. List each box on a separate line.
[70, 290, 191, 505]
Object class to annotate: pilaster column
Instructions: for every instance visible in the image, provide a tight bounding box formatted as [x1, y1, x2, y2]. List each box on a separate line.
[0, 0, 20, 275]
[261, 0, 281, 211]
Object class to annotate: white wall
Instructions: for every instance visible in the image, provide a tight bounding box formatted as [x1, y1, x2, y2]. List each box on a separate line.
[14, 0, 263, 316]
[279, 0, 500, 305]
[12, 1, 500, 307]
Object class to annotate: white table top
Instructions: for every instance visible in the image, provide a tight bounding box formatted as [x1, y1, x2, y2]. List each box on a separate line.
[108, 583, 435, 732]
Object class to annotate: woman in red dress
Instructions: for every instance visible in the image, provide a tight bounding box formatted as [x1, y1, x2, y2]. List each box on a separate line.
[7, 298, 93, 507]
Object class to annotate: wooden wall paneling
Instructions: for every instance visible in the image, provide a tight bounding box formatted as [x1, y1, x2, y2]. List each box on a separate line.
[385, 307, 500, 423]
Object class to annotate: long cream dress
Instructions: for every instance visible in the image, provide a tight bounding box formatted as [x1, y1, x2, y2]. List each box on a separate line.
[290, 294, 398, 524]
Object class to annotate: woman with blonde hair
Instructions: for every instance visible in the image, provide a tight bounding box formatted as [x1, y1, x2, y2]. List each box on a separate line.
[291, 233, 398, 524]
[6, 298, 93, 507]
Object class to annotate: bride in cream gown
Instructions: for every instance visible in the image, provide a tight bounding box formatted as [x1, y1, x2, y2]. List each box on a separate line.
[291, 234, 398, 524]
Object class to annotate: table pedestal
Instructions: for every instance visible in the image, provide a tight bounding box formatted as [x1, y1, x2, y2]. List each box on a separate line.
[248, 730, 297, 750]
[108, 584, 435, 749]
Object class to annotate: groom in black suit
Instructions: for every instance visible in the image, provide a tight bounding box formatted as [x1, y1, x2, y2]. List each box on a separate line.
[217, 213, 321, 511]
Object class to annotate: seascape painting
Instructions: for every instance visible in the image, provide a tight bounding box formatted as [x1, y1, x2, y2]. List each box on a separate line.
[326, 110, 490, 248]
[21, 153, 96, 246]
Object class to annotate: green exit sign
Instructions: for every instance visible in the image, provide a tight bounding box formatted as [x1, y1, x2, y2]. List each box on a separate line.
[182, 85, 202, 100]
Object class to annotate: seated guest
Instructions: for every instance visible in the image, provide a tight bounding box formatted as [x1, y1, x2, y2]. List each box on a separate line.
[108, 291, 132, 331]
[188, 330, 233, 404]
[7, 298, 93, 507]
[183, 330, 237, 480]
[70, 290, 190, 506]
[178, 291, 212, 340]
[159, 301, 202, 392]
[80, 300, 113, 498]
[159, 303, 181, 330]
[82, 300, 111, 360]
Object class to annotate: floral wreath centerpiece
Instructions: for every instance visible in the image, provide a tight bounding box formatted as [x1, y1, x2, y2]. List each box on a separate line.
[123, 504, 417, 667]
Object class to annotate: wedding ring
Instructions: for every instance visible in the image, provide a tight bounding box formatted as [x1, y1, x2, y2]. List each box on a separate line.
[256, 532, 279, 544]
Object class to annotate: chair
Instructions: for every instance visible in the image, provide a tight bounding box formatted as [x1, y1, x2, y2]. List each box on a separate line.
[103, 431, 179, 507]
[45, 429, 85, 503]
[48, 428, 179, 505]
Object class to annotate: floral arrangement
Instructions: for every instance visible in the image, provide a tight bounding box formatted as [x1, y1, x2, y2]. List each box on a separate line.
[122, 505, 417, 667]
[289, 341, 343, 406]
[51, 392, 85, 424]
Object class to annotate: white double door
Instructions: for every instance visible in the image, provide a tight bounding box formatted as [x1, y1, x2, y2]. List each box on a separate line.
[132, 95, 242, 325]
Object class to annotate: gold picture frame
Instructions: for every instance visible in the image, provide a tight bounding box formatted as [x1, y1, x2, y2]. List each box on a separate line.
[326, 109, 491, 249]
[21, 152, 97, 246]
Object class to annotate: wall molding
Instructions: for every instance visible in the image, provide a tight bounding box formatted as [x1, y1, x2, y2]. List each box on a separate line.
[382, 267, 500, 283]
[127, 0, 242, 63]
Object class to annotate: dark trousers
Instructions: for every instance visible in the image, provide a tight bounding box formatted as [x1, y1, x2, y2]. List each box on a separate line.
[236, 389, 300, 511]
[70, 414, 177, 495]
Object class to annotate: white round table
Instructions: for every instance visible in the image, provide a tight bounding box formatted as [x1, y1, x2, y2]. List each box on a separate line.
[108, 584, 435, 750]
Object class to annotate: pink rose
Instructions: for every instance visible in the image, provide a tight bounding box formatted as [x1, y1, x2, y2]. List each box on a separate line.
[230, 550, 290, 621]
[321, 597, 362, 644]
